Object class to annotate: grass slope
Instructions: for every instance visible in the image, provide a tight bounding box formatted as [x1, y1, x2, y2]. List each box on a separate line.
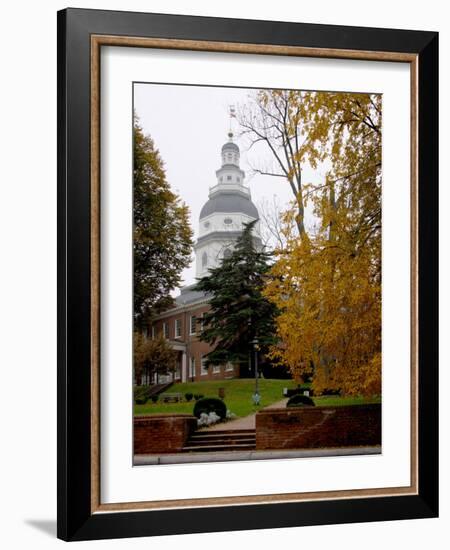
[134, 379, 381, 418]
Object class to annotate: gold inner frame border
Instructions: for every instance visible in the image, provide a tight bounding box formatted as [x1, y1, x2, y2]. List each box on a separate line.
[89, 35, 419, 514]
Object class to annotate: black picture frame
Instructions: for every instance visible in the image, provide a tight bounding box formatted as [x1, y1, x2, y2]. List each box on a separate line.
[57, 7, 438, 541]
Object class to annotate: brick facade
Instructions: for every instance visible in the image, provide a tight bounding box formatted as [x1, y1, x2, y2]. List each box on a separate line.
[134, 414, 197, 454]
[149, 303, 240, 382]
[255, 404, 381, 450]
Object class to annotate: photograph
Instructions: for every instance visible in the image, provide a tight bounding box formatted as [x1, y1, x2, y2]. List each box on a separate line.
[132, 83, 382, 465]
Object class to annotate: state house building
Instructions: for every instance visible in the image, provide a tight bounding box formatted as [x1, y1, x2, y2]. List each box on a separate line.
[148, 132, 261, 384]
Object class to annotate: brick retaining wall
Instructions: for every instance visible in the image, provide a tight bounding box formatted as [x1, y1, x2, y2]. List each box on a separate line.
[256, 404, 381, 450]
[134, 414, 197, 454]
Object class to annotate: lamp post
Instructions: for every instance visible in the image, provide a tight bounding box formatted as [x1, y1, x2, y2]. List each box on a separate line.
[251, 337, 260, 406]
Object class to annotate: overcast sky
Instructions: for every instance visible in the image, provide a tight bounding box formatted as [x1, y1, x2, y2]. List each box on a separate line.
[134, 83, 325, 287]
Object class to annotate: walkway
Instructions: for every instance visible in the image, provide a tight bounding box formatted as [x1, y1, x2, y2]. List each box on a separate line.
[202, 398, 288, 431]
[135, 446, 381, 465]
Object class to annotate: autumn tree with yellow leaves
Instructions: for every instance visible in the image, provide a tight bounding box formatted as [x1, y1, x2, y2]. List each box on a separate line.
[239, 90, 381, 396]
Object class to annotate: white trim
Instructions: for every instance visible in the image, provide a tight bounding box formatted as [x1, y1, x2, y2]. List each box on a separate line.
[189, 357, 196, 379]
[174, 318, 182, 339]
[200, 356, 208, 376]
[189, 315, 197, 335]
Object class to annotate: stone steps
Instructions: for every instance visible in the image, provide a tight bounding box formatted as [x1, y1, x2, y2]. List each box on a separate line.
[182, 428, 256, 453]
[185, 437, 256, 447]
[182, 443, 256, 453]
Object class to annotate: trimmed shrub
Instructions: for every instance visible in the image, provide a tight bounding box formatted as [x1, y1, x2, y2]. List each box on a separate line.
[193, 397, 227, 420]
[285, 384, 313, 398]
[135, 394, 148, 405]
[286, 394, 315, 407]
[185, 392, 194, 402]
[151, 394, 159, 403]
[134, 385, 151, 405]
[193, 393, 204, 401]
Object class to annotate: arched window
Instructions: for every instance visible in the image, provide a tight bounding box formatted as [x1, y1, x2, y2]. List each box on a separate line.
[223, 248, 232, 259]
[202, 252, 208, 268]
[224, 218, 233, 225]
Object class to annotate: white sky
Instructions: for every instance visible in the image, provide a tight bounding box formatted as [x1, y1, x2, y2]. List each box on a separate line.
[134, 83, 325, 287]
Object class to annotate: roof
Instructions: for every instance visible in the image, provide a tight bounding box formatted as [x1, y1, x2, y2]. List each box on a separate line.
[200, 192, 259, 219]
[221, 141, 239, 152]
[175, 286, 209, 306]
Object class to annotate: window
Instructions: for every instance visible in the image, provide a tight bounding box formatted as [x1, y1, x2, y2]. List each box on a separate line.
[175, 363, 181, 379]
[227, 175, 232, 181]
[237, 176, 240, 182]
[213, 364, 221, 374]
[226, 362, 234, 371]
[201, 356, 208, 375]
[223, 248, 232, 259]
[163, 322, 169, 339]
[204, 221, 210, 229]
[175, 318, 181, 338]
[224, 217, 232, 225]
[190, 315, 197, 335]
[189, 357, 196, 378]
[202, 252, 208, 268]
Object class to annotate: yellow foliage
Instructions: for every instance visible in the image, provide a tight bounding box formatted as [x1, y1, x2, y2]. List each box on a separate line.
[262, 91, 382, 397]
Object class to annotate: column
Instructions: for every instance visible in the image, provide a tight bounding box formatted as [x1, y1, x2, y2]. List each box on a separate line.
[181, 352, 187, 383]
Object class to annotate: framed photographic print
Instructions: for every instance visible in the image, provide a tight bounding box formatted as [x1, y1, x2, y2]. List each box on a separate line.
[57, 8, 438, 541]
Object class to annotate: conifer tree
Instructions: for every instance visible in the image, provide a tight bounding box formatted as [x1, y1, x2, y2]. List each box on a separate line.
[195, 221, 278, 374]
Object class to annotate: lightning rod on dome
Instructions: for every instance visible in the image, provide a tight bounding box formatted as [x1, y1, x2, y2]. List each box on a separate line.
[228, 105, 236, 139]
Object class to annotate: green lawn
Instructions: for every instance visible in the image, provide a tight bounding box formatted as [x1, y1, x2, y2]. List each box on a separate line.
[313, 395, 381, 407]
[134, 379, 381, 418]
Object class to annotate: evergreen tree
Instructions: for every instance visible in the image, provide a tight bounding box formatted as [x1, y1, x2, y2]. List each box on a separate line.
[195, 221, 278, 374]
[134, 115, 193, 329]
